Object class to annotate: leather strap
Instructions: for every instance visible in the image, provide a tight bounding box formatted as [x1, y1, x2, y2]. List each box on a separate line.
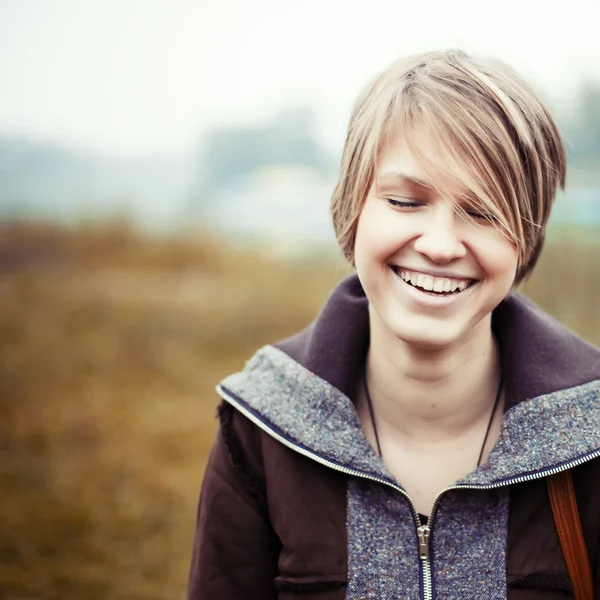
[547, 470, 594, 600]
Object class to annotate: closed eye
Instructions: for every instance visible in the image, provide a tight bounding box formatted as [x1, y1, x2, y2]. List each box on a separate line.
[386, 198, 423, 209]
[467, 210, 497, 223]
[460, 199, 497, 223]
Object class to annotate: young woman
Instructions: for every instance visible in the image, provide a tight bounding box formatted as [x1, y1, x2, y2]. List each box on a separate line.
[188, 50, 600, 599]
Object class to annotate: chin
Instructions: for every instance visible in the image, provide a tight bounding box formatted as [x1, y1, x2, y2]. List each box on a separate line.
[394, 328, 458, 351]
[386, 316, 472, 351]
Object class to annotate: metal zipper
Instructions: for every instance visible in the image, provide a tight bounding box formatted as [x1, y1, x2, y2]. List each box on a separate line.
[217, 384, 600, 600]
[417, 525, 433, 600]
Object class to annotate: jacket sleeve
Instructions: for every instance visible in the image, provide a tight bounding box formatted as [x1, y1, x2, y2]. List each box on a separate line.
[187, 402, 280, 600]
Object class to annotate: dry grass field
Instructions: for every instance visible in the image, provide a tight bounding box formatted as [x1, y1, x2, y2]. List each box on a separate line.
[0, 222, 598, 599]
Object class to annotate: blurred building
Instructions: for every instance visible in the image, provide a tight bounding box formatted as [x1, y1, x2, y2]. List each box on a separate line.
[203, 164, 336, 254]
[192, 108, 338, 253]
[200, 107, 331, 194]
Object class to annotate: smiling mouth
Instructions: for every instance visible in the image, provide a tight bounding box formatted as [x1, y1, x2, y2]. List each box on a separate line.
[391, 266, 478, 296]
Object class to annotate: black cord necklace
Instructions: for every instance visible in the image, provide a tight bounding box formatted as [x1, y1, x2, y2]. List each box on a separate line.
[363, 366, 504, 468]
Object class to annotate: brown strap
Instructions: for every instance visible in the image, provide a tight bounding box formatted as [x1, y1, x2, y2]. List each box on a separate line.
[547, 470, 594, 600]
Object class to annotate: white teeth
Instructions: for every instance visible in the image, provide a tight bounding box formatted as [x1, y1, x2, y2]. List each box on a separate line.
[395, 268, 472, 294]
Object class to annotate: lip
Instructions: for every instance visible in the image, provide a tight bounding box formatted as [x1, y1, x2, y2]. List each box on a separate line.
[391, 266, 478, 308]
[394, 266, 478, 282]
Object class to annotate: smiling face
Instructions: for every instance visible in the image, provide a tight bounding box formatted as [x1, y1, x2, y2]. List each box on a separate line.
[354, 131, 519, 350]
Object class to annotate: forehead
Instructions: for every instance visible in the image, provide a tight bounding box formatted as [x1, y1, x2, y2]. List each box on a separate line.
[374, 129, 466, 198]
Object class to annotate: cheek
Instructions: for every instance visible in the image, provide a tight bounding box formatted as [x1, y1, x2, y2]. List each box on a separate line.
[354, 206, 384, 265]
[355, 202, 412, 263]
[475, 235, 519, 283]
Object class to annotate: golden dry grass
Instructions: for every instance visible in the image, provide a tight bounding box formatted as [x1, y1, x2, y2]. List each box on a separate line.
[0, 222, 598, 599]
[0, 222, 345, 600]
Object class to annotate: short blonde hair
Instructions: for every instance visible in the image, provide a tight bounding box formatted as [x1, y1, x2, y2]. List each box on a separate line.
[330, 49, 566, 284]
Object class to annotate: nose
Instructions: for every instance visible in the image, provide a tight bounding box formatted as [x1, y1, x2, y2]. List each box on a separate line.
[413, 204, 467, 263]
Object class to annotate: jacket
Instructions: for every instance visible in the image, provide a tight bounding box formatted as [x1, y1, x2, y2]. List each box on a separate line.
[189, 275, 600, 599]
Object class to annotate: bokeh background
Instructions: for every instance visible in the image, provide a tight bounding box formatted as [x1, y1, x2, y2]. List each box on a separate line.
[1, 1, 599, 598]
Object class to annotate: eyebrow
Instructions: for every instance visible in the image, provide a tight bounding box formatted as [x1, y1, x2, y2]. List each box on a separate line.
[375, 170, 434, 190]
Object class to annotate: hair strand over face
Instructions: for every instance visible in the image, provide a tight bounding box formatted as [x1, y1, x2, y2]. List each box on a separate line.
[330, 49, 566, 285]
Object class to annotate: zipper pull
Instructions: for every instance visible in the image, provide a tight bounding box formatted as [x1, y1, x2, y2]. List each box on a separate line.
[417, 525, 431, 560]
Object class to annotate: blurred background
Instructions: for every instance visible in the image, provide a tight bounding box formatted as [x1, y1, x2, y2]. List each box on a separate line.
[0, 0, 598, 598]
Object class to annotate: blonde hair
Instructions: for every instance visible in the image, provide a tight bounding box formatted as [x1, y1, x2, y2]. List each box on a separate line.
[330, 49, 566, 284]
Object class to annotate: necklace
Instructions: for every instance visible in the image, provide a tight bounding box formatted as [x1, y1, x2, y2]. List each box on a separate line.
[363, 367, 504, 468]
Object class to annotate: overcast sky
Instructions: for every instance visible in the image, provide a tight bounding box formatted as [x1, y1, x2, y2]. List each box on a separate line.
[1, 0, 599, 157]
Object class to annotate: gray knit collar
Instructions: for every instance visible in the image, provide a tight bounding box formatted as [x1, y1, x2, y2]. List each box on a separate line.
[220, 345, 600, 488]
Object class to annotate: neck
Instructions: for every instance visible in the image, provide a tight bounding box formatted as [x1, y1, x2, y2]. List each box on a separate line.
[365, 307, 502, 443]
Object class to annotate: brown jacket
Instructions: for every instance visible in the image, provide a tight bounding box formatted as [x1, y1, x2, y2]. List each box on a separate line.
[189, 276, 600, 599]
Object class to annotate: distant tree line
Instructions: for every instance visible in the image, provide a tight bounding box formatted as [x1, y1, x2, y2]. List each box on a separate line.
[201, 107, 332, 194]
[199, 83, 600, 198]
[563, 83, 600, 169]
